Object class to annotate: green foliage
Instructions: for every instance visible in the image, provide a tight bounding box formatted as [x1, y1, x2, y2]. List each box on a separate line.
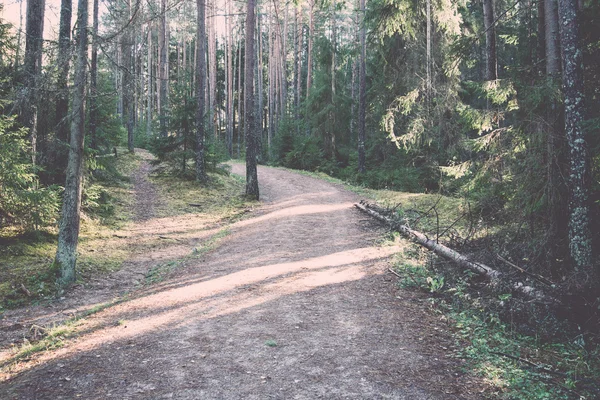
[0, 116, 60, 230]
[392, 251, 600, 399]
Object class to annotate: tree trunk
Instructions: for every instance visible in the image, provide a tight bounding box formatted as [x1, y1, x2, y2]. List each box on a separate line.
[159, 0, 168, 137]
[426, 0, 432, 100]
[196, 0, 208, 181]
[245, 0, 259, 199]
[121, 2, 135, 154]
[55, 0, 72, 174]
[257, 11, 264, 145]
[482, 0, 497, 80]
[89, 0, 98, 149]
[545, 0, 561, 78]
[537, 0, 546, 73]
[357, 0, 366, 173]
[558, 0, 595, 283]
[226, 0, 234, 156]
[306, 0, 314, 100]
[208, 0, 217, 139]
[544, 0, 565, 274]
[237, 36, 243, 158]
[268, 9, 275, 154]
[329, 0, 336, 157]
[22, 0, 46, 166]
[147, 22, 153, 137]
[55, 0, 88, 288]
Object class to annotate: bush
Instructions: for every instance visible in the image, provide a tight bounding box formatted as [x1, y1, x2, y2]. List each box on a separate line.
[0, 116, 61, 230]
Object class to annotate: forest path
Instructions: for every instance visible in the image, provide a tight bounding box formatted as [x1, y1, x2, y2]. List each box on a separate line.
[0, 162, 482, 399]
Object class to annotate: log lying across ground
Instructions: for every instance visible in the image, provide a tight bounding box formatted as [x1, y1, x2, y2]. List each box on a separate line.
[354, 201, 559, 305]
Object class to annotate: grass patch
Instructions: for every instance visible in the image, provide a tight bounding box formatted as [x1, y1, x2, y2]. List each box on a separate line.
[144, 227, 232, 285]
[150, 170, 252, 219]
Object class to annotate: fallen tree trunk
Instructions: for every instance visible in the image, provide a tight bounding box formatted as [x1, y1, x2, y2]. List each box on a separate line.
[354, 201, 559, 305]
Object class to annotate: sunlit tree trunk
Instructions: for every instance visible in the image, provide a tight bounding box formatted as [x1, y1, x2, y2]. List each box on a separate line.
[55, 0, 88, 287]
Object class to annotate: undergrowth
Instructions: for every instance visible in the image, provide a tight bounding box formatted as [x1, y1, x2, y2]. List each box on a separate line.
[0, 150, 140, 310]
[393, 247, 600, 399]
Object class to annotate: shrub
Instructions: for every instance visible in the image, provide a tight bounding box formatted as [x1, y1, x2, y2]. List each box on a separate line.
[0, 116, 60, 230]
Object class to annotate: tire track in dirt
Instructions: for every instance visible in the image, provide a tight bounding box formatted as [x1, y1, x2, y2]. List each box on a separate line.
[0, 163, 485, 399]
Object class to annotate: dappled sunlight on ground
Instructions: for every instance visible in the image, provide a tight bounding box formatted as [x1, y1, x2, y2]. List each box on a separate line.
[0, 164, 479, 399]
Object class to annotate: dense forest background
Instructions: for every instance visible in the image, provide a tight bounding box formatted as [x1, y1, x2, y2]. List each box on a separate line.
[2, 0, 598, 293]
[0, 0, 599, 390]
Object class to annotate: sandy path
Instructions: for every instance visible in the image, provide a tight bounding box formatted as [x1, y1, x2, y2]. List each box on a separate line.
[0, 164, 481, 399]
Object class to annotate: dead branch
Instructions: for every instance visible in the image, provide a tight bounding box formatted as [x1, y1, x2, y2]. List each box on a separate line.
[496, 254, 555, 287]
[388, 268, 402, 279]
[355, 201, 560, 305]
[188, 203, 202, 207]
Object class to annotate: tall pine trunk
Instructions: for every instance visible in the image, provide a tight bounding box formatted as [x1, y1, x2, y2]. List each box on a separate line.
[196, 0, 208, 181]
[159, 0, 168, 137]
[55, 0, 72, 175]
[357, 0, 366, 173]
[558, 0, 595, 284]
[22, 0, 46, 166]
[147, 22, 153, 137]
[482, 0, 497, 80]
[226, 0, 234, 156]
[245, 0, 259, 199]
[55, 0, 88, 287]
[89, 0, 98, 149]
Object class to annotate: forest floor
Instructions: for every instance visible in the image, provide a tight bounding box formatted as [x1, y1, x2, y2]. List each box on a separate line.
[0, 151, 490, 399]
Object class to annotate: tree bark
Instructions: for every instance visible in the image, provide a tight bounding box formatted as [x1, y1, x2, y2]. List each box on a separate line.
[55, 0, 72, 170]
[55, 0, 88, 288]
[482, 0, 497, 80]
[245, 0, 259, 199]
[159, 0, 168, 137]
[537, 0, 546, 74]
[237, 35, 243, 158]
[306, 0, 314, 100]
[226, 0, 234, 156]
[22, 0, 46, 166]
[196, 0, 208, 181]
[357, 0, 366, 173]
[545, 0, 561, 78]
[89, 0, 98, 149]
[208, 0, 217, 139]
[558, 0, 595, 282]
[146, 21, 153, 137]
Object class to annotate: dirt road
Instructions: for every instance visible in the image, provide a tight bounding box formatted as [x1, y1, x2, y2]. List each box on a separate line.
[0, 163, 481, 399]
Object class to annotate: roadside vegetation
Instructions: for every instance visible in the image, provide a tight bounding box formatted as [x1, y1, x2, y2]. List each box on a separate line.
[0, 147, 250, 312]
